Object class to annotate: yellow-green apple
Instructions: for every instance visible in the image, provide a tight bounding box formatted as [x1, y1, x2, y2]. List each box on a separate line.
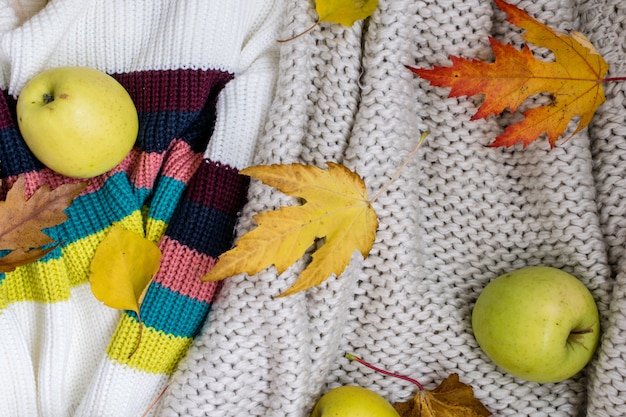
[310, 385, 400, 417]
[16, 66, 138, 178]
[472, 266, 600, 383]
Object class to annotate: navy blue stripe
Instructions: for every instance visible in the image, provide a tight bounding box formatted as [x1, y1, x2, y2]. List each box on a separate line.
[0, 126, 41, 177]
[137, 108, 217, 154]
[166, 200, 238, 258]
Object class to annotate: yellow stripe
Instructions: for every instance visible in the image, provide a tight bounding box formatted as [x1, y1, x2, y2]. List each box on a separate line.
[0, 211, 154, 304]
[64, 230, 107, 287]
[2, 256, 74, 303]
[107, 313, 192, 375]
[120, 210, 152, 240]
[146, 218, 168, 243]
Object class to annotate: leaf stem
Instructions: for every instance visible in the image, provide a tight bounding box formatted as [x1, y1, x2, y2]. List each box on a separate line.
[277, 21, 320, 43]
[346, 353, 424, 390]
[603, 76, 626, 82]
[128, 313, 143, 359]
[140, 384, 169, 417]
[369, 132, 428, 203]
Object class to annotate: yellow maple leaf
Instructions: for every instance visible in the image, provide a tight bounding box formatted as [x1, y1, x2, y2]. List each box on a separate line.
[202, 162, 378, 296]
[316, 0, 378, 27]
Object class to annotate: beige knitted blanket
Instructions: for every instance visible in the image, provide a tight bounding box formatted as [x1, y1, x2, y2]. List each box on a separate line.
[157, 0, 626, 415]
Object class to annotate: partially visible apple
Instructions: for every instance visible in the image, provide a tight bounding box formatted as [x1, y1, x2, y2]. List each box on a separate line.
[472, 266, 600, 383]
[17, 66, 138, 178]
[310, 385, 400, 417]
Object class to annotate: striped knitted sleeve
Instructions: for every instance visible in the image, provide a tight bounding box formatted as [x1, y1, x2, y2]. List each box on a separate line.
[72, 69, 252, 416]
[0, 68, 247, 417]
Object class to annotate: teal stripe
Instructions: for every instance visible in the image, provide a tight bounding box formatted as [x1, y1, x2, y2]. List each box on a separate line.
[146, 175, 187, 223]
[131, 282, 210, 338]
[0, 171, 149, 275]
[59, 175, 137, 237]
[46, 172, 147, 243]
[0, 249, 9, 284]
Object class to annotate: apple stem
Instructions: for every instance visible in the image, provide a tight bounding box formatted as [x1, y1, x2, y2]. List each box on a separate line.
[43, 93, 54, 104]
[568, 328, 594, 350]
[345, 353, 424, 390]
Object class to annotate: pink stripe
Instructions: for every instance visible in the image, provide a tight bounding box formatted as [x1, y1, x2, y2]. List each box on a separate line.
[158, 140, 203, 184]
[2, 149, 146, 197]
[155, 235, 219, 304]
[5, 139, 202, 198]
[82, 146, 150, 192]
[4, 169, 88, 199]
[93, 139, 201, 190]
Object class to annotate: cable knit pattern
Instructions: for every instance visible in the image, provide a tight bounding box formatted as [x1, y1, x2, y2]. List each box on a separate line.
[157, 0, 626, 416]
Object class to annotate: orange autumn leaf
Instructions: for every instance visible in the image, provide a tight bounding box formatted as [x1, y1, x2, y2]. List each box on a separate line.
[407, 0, 610, 148]
[0, 176, 86, 272]
[202, 162, 379, 297]
[394, 374, 491, 417]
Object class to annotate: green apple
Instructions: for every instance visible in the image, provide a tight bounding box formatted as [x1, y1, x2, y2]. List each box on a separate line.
[472, 266, 600, 383]
[310, 385, 400, 417]
[16, 66, 138, 178]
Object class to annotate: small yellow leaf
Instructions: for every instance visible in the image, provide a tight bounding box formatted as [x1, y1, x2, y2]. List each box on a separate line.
[89, 224, 162, 314]
[202, 162, 378, 296]
[316, 0, 378, 26]
[277, 0, 378, 43]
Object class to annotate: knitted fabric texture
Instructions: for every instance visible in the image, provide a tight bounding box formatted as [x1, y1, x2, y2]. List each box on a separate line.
[156, 0, 626, 416]
[0, 1, 284, 416]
